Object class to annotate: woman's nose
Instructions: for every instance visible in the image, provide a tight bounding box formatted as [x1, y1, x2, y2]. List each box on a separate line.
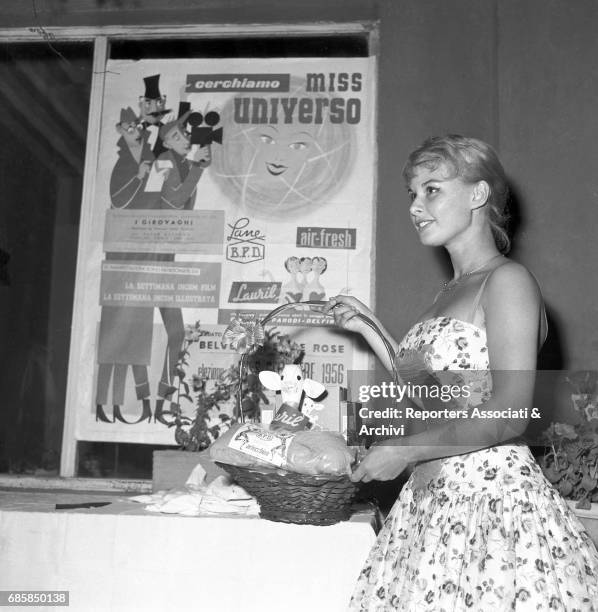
[409, 196, 423, 215]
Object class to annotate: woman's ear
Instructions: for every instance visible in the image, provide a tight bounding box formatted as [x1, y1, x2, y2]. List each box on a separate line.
[471, 180, 490, 210]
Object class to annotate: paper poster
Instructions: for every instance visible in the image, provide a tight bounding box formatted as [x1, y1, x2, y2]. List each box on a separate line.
[68, 57, 376, 444]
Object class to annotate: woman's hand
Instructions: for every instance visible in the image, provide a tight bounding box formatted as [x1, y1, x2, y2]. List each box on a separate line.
[323, 295, 373, 334]
[351, 444, 409, 483]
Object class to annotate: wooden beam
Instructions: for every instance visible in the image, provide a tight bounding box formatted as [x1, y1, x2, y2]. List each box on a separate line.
[0, 21, 375, 42]
[60, 36, 109, 478]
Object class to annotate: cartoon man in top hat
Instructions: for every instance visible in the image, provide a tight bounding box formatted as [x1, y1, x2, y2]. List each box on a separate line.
[138, 74, 171, 158]
[153, 110, 211, 422]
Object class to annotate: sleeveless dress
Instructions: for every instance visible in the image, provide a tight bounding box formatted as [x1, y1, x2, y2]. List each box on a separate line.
[349, 316, 598, 611]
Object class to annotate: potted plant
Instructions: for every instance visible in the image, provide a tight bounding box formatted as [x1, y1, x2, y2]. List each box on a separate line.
[538, 370, 598, 544]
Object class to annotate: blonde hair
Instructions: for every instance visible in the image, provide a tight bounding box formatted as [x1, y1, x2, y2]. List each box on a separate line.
[403, 134, 511, 253]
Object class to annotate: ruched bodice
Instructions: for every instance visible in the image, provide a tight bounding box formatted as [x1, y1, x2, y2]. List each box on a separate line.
[397, 316, 489, 370]
[394, 316, 492, 414]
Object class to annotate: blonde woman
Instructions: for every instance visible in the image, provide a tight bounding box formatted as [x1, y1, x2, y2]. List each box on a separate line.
[327, 135, 598, 610]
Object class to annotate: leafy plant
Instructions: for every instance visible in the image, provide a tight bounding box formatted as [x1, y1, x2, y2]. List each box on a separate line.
[165, 321, 303, 451]
[538, 371, 598, 509]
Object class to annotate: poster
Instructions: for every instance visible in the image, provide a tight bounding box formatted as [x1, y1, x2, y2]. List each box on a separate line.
[69, 57, 376, 444]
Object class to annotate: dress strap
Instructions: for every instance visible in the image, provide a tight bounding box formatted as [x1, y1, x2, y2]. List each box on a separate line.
[467, 271, 494, 324]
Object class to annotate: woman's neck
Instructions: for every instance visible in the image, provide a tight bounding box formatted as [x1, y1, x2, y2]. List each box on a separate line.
[445, 231, 500, 279]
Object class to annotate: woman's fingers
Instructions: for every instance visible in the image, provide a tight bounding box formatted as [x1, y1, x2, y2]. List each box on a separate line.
[323, 295, 347, 313]
[331, 304, 359, 328]
[324, 295, 359, 313]
[322, 295, 370, 332]
[351, 462, 370, 482]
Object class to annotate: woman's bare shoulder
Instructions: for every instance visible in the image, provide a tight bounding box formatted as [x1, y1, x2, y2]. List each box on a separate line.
[486, 259, 542, 295]
[486, 260, 547, 344]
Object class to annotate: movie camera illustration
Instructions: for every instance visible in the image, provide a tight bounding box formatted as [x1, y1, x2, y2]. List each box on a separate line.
[178, 101, 224, 147]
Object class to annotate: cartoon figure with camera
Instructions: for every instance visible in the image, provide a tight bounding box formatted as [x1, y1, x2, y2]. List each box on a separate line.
[156, 118, 210, 209]
[153, 102, 223, 423]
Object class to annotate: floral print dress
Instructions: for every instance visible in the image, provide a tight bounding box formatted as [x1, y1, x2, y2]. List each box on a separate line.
[349, 317, 598, 611]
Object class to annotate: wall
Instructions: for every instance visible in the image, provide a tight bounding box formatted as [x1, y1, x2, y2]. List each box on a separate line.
[1, 0, 596, 374]
[497, 0, 598, 370]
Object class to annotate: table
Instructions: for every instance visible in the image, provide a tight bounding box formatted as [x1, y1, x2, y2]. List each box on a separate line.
[0, 490, 378, 612]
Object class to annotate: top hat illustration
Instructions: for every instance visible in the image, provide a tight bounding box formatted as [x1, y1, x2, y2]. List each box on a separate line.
[143, 75, 163, 100]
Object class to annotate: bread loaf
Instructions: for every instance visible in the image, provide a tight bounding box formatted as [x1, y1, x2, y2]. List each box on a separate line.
[210, 424, 355, 476]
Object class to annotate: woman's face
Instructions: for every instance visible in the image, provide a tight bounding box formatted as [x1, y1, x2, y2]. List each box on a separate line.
[299, 258, 312, 273]
[312, 258, 326, 274]
[286, 258, 300, 273]
[252, 125, 315, 183]
[407, 163, 476, 248]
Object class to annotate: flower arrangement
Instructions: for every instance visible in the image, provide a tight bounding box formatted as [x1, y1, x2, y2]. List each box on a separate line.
[538, 371, 598, 509]
[166, 319, 304, 451]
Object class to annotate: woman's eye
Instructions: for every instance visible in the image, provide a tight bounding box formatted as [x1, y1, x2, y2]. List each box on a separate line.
[408, 192, 416, 202]
[289, 141, 307, 150]
[426, 186, 439, 195]
[260, 135, 274, 144]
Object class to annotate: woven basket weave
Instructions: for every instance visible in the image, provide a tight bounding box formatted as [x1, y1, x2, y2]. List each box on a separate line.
[216, 462, 357, 525]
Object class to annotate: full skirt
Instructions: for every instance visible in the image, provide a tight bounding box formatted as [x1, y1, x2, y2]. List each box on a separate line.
[349, 443, 598, 611]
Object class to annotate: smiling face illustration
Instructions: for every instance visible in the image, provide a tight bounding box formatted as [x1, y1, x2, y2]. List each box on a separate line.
[211, 79, 355, 219]
[252, 125, 315, 182]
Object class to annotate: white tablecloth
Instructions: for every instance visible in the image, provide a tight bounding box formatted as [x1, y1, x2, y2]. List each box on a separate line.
[0, 490, 378, 612]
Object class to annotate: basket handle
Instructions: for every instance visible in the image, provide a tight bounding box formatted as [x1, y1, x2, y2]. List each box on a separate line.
[230, 300, 398, 421]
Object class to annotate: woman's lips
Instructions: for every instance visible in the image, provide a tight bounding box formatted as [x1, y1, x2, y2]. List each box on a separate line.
[414, 219, 434, 232]
[266, 162, 287, 176]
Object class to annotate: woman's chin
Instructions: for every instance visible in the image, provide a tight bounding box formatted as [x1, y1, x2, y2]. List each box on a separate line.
[416, 229, 446, 248]
[417, 233, 437, 246]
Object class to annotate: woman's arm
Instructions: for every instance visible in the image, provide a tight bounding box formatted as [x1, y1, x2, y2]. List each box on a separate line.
[352, 263, 543, 482]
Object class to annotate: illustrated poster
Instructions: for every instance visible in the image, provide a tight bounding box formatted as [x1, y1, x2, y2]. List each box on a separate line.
[68, 58, 376, 444]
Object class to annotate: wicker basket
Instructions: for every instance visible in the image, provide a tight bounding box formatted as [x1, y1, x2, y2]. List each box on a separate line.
[216, 462, 357, 525]
[218, 300, 392, 525]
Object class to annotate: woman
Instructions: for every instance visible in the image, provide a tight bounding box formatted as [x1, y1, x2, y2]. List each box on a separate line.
[280, 256, 305, 303]
[302, 256, 327, 301]
[326, 135, 598, 610]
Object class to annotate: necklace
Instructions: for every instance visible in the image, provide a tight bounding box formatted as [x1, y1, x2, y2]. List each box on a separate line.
[441, 254, 504, 292]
